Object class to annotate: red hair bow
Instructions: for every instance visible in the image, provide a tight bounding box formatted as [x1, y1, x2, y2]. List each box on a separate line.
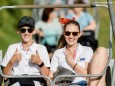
[58, 17, 75, 24]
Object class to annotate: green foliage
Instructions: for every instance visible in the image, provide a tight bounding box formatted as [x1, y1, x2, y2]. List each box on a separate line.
[0, 0, 33, 55]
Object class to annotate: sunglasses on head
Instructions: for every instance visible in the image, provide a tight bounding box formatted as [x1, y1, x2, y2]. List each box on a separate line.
[20, 28, 34, 33]
[65, 31, 79, 36]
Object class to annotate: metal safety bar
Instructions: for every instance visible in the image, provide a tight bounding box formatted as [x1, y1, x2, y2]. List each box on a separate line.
[53, 48, 112, 85]
[0, 2, 114, 86]
[0, 4, 110, 11]
[0, 4, 95, 10]
[107, 0, 115, 42]
[107, 0, 115, 86]
[92, 0, 100, 39]
[0, 65, 53, 86]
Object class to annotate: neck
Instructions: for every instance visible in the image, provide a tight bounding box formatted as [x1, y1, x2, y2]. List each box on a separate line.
[47, 18, 53, 23]
[75, 11, 82, 17]
[67, 43, 78, 53]
[22, 40, 33, 51]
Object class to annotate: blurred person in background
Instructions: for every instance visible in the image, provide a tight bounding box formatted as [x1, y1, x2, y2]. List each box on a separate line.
[48, 0, 66, 18]
[35, 8, 63, 57]
[66, 0, 96, 31]
[66, 0, 97, 51]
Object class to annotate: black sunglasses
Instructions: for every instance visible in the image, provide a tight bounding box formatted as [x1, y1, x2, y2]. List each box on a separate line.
[65, 31, 79, 36]
[20, 28, 34, 33]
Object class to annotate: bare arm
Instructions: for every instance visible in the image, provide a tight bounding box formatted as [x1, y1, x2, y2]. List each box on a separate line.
[3, 49, 22, 75]
[35, 29, 44, 37]
[67, 60, 88, 74]
[49, 71, 54, 80]
[38, 61, 50, 76]
[3, 60, 14, 75]
[30, 50, 50, 76]
[83, 21, 96, 31]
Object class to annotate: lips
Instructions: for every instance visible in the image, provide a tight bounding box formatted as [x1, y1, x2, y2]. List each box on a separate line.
[68, 38, 75, 42]
[24, 35, 29, 38]
[22, 34, 31, 40]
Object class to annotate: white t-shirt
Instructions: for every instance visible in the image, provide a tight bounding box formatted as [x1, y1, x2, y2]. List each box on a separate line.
[50, 43, 93, 83]
[2, 42, 50, 75]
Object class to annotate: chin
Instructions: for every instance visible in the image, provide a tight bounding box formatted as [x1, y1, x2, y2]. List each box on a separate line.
[68, 43, 75, 46]
[68, 41, 77, 46]
[23, 41, 29, 43]
[22, 39, 30, 43]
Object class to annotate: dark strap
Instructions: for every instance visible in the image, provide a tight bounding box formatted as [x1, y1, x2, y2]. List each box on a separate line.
[9, 78, 47, 86]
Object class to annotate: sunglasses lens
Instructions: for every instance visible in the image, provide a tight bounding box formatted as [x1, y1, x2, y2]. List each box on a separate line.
[20, 29, 26, 33]
[65, 31, 79, 36]
[73, 32, 79, 36]
[20, 28, 34, 33]
[65, 31, 71, 36]
[28, 28, 34, 33]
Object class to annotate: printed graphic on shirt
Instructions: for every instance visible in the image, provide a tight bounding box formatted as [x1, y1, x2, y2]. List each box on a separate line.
[77, 57, 85, 62]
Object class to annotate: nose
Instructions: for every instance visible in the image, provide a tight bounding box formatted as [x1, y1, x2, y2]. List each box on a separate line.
[69, 33, 73, 38]
[25, 29, 29, 34]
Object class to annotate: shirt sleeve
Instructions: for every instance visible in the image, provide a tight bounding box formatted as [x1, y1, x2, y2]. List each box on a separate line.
[35, 21, 42, 30]
[85, 47, 93, 63]
[1, 45, 13, 67]
[41, 46, 50, 67]
[57, 24, 63, 35]
[56, 23, 63, 40]
[86, 12, 95, 22]
[66, 13, 74, 19]
[50, 51, 59, 73]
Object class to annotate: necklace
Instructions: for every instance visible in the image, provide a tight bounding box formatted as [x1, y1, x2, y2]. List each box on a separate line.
[66, 47, 77, 60]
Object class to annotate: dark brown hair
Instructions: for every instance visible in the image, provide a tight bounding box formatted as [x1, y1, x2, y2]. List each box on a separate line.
[74, 0, 85, 4]
[74, 0, 86, 12]
[63, 20, 80, 32]
[42, 8, 54, 22]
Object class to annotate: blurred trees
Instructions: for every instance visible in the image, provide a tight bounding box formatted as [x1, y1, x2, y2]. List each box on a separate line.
[0, 0, 33, 55]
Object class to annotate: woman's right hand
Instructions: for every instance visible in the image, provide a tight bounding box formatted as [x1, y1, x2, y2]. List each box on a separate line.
[65, 49, 74, 64]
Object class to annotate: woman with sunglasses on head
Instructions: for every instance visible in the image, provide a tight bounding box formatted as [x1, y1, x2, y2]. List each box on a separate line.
[1, 16, 50, 86]
[49, 18, 108, 86]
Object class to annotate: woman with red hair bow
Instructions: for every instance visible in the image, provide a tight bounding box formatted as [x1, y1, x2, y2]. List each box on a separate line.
[49, 18, 108, 86]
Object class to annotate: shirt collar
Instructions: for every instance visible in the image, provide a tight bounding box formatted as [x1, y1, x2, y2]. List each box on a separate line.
[29, 42, 36, 52]
[18, 42, 36, 53]
[62, 43, 82, 53]
[77, 43, 83, 53]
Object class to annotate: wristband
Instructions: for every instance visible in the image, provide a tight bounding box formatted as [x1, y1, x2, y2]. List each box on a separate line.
[73, 63, 77, 70]
[38, 62, 44, 68]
